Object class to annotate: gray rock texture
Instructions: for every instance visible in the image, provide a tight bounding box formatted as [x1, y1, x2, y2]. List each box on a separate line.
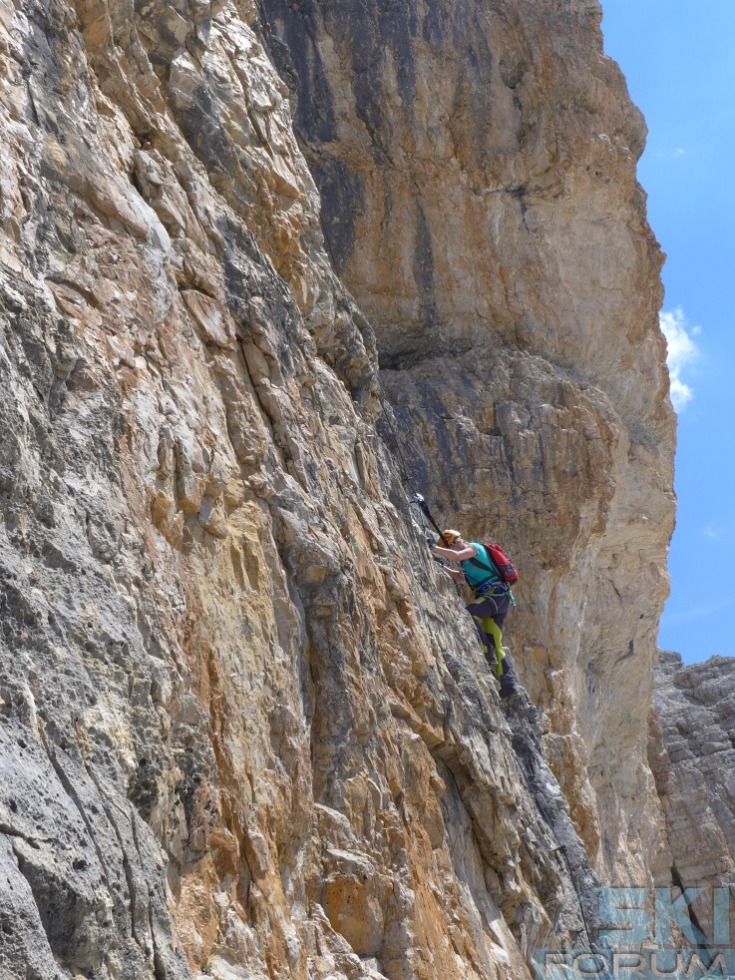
[0, 0, 674, 975]
[651, 651, 735, 943]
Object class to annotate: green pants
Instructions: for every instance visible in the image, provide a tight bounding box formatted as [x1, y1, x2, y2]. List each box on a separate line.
[467, 592, 516, 694]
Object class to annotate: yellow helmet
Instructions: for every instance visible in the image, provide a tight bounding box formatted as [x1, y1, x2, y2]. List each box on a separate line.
[441, 529, 461, 545]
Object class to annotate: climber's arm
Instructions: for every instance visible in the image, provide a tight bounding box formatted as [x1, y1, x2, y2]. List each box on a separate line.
[432, 543, 477, 562]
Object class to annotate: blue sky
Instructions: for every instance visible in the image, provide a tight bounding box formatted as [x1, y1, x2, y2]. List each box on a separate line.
[600, 2, 735, 664]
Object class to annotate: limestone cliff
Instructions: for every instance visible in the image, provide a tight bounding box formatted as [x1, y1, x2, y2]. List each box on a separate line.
[0, 0, 674, 977]
[258, 0, 676, 884]
[650, 652, 735, 942]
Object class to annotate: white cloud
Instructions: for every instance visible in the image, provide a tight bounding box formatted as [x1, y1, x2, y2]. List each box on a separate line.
[660, 308, 700, 411]
[655, 147, 687, 160]
[702, 520, 734, 544]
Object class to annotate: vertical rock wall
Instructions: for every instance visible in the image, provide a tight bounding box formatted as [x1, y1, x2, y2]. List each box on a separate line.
[0, 0, 674, 976]
[257, 0, 676, 885]
[650, 652, 735, 941]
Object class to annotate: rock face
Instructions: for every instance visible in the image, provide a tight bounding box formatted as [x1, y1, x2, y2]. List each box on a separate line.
[0, 0, 674, 977]
[258, 0, 676, 884]
[651, 652, 735, 942]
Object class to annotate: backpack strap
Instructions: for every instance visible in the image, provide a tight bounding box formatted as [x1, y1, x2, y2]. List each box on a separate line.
[468, 550, 511, 596]
[468, 553, 497, 575]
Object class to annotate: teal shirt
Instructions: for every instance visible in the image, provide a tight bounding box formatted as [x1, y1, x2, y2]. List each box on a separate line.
[461, 543, 505, 593]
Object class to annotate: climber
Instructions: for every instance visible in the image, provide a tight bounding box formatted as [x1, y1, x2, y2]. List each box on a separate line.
[432, 530, 518, 698]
